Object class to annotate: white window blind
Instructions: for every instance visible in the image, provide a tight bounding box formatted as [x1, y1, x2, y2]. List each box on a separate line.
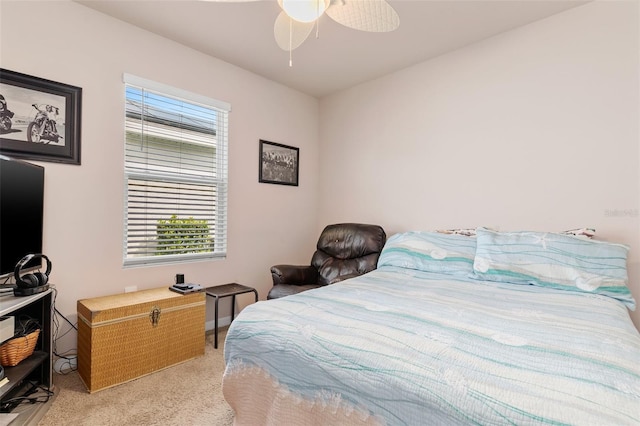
[123, 74, 230, 267]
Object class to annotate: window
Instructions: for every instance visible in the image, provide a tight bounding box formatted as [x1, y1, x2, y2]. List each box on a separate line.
[123, 74, 230, 267]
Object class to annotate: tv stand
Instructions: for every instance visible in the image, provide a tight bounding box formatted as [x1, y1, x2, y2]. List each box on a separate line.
[0, 289, 53, 425]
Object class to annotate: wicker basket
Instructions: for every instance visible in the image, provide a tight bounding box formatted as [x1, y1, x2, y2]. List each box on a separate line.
[0, 329, 40, 367]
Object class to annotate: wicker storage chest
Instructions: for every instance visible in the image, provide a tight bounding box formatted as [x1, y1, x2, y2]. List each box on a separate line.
[77, 287, 206, 393]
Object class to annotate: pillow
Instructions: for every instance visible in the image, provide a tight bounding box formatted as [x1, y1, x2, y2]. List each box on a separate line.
[436, 228, 478, 237]
[472, 228, 635, 309]
[561, 228, 596, 239]
[378, 231, 476, 276]
[436, 227, 596, 239]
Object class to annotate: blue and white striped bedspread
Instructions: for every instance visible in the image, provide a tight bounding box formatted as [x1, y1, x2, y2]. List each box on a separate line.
[224, 266, 640, 425]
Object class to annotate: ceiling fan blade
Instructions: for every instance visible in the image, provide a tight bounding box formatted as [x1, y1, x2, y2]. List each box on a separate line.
[326, 0, 399, 32]
[274, 11, 315, 51]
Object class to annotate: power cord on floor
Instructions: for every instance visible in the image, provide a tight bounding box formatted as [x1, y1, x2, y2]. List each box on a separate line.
[0, 381, 53, 412]
[51, 288, 78, 374]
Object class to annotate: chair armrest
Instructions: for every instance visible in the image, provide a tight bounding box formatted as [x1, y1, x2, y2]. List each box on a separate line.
[270, 265, 318, 285]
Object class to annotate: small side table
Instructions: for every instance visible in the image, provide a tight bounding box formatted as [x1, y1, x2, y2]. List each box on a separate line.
[204, 283, 258, 348]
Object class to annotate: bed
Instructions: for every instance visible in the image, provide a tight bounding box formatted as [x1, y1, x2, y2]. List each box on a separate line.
[222, 228, 640, 425]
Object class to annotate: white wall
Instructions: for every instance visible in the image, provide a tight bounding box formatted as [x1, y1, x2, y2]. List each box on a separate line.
[0, 1, 321, 352]
[319, 1, 640, 329]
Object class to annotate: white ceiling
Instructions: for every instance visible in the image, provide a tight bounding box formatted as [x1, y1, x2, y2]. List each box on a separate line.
[76, 0, 587, 98]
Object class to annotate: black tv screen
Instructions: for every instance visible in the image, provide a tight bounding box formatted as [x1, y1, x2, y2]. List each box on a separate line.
[0, 156, 44, 280]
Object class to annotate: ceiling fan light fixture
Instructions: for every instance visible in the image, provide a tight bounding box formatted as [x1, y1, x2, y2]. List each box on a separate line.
[281, 0, 330, 23]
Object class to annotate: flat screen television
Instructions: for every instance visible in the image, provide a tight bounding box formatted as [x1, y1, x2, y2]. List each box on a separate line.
[0, 155, 45, 281]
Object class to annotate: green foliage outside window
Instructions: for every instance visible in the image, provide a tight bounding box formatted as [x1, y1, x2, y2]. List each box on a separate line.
[156, 215, 212, 255]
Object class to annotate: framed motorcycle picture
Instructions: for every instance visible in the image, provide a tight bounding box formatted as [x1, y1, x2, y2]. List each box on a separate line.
[0, 69, 81, 165]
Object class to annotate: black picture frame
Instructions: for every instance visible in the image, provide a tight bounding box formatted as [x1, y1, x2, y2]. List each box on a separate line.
[259, 139, 299, 186]
[0, 69, 82, 165]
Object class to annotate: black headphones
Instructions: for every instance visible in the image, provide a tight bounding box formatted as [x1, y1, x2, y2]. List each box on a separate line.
[14, 254, 51, 289]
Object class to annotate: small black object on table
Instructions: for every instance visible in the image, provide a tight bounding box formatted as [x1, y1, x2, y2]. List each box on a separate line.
[204, 283, 258, 348]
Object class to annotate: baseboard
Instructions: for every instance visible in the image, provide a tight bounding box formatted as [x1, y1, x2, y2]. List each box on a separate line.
[205, 316, 231, 332]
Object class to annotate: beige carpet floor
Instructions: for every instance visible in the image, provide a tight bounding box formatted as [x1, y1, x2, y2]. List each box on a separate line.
[38, 329, 234, 426]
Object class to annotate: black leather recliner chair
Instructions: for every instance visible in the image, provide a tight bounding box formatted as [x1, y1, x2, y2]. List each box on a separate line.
[267, 223, 386, 299]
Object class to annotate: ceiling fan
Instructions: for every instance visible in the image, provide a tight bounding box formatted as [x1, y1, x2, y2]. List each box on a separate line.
[204, 0, 399, 64]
